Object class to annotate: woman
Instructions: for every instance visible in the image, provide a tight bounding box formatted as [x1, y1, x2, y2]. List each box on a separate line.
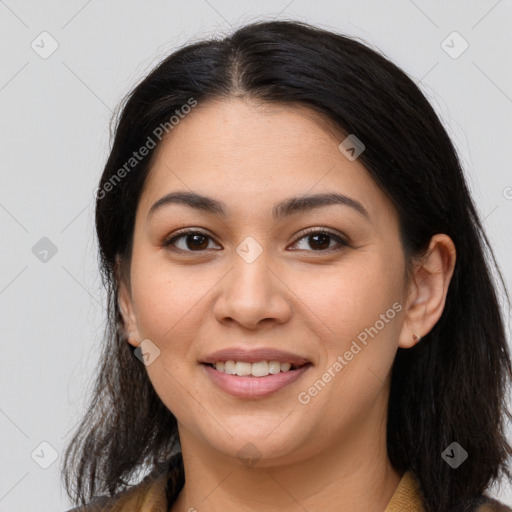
[62, 20, 512, 512]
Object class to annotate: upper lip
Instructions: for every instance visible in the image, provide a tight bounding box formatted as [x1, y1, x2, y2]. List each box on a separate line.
[200, 348, 311, 366]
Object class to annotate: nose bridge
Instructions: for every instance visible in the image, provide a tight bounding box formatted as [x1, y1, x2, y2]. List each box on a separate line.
[230, 239, 274, 300]
[213, 237, 291, 327]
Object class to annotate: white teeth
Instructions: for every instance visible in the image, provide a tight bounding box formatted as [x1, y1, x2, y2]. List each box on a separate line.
[268, 361, 281, 374]
[224, 361, 236, 374]
[213, 360, 298, 377]
[251, 361, 269, 377]
[235, 361, 252, 376]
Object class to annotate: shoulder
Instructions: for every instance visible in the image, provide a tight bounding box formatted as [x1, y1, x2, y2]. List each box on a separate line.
[473, 495, 512, 512]
[64, 489, 144, 512]
[64, 463, 172, 512]
[390, 470, 512, 512]
[65, 495, 112, 511]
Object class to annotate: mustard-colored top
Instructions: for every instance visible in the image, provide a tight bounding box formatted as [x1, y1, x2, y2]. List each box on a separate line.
[70, 467, 512, 511]
[385, 470, 425, 511]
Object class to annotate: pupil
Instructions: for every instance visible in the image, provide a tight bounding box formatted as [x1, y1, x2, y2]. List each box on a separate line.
[310, 233, 330, 250]
[187, 234, 208, 250]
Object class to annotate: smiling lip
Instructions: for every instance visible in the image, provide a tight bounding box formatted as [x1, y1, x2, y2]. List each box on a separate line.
[199, 347, 311, 366]
[202, 363, 312, 399]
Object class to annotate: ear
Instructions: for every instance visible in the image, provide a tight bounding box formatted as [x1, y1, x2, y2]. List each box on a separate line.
[116, 257, 140, 348]
[398, 233, 456, 349]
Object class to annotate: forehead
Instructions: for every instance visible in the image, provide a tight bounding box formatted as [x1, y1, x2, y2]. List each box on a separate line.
[137, 98, 397, 228]
[150, 98, 349, 169]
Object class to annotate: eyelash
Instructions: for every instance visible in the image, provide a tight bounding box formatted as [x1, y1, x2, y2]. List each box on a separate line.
[163, 227, 350, 254]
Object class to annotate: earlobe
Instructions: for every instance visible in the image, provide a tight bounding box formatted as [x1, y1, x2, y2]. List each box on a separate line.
[398, 234, 456, 350]
[117, 278, 140, 348]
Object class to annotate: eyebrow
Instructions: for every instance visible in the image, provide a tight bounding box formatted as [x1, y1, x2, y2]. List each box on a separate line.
[147, 191, 371, 222]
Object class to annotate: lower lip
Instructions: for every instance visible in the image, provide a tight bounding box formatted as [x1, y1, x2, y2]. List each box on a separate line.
[202, 363, 312, 399]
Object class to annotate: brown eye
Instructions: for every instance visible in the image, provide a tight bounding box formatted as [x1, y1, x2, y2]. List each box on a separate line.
[306, 233, 331, 250]
[290, 229, 349, 252]
[183, 233, 209, 250]
[164, 230, 220, 252]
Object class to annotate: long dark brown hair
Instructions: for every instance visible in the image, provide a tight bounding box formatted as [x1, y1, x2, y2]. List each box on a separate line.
[62, 20, 512, 511]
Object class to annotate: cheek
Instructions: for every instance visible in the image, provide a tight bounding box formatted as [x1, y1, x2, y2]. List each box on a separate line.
[129, 261, 208, 420]
[292, 255, 401, 345]
[291, 266, 401, 428]
[130, 254, 206, 343]
[291, 255, 402, 395]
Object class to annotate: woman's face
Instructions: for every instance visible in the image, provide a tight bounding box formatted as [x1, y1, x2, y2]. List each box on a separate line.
[119, 98, 412, 466]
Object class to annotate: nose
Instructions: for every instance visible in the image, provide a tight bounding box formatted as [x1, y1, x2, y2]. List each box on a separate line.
[212, 250, 292, 330]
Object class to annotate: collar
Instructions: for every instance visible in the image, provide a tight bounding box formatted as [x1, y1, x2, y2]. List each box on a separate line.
[384, 470, 425, 511]
[127, 467, 425, 512]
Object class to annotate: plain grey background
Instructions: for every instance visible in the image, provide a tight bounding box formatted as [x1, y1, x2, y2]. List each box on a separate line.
[1, 1, 511, 510]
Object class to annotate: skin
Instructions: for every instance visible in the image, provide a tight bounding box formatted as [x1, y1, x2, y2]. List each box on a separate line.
[118, 97, 456, 511]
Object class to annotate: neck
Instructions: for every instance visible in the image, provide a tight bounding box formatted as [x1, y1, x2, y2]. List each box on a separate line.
[171, 397, 402, 512]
